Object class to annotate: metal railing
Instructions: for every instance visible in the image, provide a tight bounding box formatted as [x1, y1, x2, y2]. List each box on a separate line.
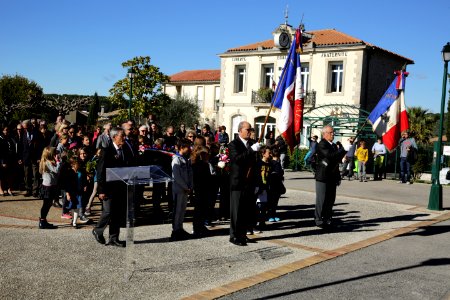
[251, 89, 316, 109]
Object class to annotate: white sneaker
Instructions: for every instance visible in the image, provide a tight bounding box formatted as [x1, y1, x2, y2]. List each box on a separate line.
[406, 182, 411, 185]
[79, 216, 90, 224]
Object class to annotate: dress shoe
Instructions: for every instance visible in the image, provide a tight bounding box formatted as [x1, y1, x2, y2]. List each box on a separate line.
[24, 192, 32, 197]
[92, 229, 106, 244]
[39, 219, 57, 229]
[229, 237, 247, 246]
[106, 239, 126, 247]
[245, 237, 257, 243]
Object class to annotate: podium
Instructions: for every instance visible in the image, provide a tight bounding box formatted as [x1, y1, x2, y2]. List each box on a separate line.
[106, 165, 173, 281]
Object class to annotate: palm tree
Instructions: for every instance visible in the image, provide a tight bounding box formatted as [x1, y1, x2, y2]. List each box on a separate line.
[407, 106, 438, 145]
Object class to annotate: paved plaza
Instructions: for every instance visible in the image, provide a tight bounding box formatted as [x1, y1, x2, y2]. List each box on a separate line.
[0, 172, 449, 299]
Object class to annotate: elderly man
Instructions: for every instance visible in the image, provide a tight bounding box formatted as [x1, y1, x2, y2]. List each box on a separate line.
[314, 125, 346, 229]
[228, 121, 261, 246]
[92, 127, 133, 247]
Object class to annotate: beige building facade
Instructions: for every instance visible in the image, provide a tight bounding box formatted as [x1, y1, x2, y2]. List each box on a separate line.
[166, 24, 413, 144]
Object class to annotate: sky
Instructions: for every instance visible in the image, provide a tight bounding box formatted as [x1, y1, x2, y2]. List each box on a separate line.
[1, 0, 449, 113]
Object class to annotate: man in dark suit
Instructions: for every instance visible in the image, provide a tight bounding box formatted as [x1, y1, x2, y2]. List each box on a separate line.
[20, 120, 41, 197]
[92, 127, 133, 247]
[314, 125, 346, 229]
[228, 121, 261, 246]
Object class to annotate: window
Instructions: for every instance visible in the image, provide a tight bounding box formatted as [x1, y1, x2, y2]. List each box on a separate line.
[300, 64, 309, 92]
[197, 86, 204, 110]
[329, 62, 343, 93]
[176, 86, 181, 97]
[261, 64, 274, 88]
[214, 86, 220, 100]
[234, 65, 246, 93]
[214, 86, 220, 111]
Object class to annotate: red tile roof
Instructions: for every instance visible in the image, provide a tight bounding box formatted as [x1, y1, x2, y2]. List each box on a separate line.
[169, 70, 220, 83]
[226, 29, 413, 63]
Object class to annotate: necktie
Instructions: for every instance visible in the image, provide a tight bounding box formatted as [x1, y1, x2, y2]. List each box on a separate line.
[117, 148, 124, 161]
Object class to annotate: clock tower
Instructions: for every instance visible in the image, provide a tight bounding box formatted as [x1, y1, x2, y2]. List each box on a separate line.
[273, 24, 295, 49]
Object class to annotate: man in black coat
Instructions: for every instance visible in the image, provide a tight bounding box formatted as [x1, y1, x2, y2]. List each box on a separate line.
[19, 120, 41, 197]
[314, 125, 346, 229]
[92, 127, 133, 247]
[228, 121, 261, 246]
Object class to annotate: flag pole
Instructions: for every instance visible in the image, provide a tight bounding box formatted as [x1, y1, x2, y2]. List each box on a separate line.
[258, 62, 290, 143]
[258, 26, 301, 143]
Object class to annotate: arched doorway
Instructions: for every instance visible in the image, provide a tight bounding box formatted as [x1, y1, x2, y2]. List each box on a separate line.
[231, 115, 243, 140]
[254, 116, 276, 142]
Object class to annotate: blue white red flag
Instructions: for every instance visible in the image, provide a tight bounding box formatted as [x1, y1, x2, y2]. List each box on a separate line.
[272, 29, 304, 153]
[368, 71, 409, 151]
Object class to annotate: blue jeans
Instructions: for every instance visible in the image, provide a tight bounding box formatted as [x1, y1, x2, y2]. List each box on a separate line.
[400, 157, 411, 183]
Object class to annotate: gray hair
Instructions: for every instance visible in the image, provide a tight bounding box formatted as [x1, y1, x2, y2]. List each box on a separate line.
[238, 121, 250, 132]
[321, 125, 333, 136]
[109, 127, 123, 139]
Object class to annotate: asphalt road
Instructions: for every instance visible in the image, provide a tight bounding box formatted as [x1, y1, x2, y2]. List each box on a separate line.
[221, 219, 450, 300]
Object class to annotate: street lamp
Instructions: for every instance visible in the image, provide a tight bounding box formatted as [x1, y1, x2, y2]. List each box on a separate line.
[428, 42, 450, 210]
[127, 67, 136, 121]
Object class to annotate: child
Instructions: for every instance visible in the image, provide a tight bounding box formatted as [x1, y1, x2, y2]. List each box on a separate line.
[355, 140, 368, 182]
[268, 147, 285, 222]
[191, 145, 211, 237]
[170, 138, 193, 241]
[85, 148, 100, 216]
[253, 145, 272, 232]
[38, 147, 61, 229]
[65, 158, 90, 228]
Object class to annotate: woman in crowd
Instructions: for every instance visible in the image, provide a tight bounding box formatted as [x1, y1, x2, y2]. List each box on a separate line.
[0, 126, 17, 196]
[176, 124, 187, 138]
[265, 131, 275, 147]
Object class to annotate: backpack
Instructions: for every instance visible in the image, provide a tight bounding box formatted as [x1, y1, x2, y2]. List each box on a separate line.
[407, 146, 418, 163]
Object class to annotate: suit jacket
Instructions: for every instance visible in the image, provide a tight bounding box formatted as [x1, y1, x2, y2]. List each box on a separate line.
[228, 137, 257, 190]
[96, 143, 133, 195]
[315, 139, 346, 183]
[20, 130, 39, 165]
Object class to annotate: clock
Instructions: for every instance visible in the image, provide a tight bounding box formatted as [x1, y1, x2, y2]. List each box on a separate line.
[278, 32, 290, 48]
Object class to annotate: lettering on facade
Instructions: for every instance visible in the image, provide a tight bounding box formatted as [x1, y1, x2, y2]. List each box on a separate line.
[232, 57, 246, 62]
[277, 55, 287, 60]
[321, 52, 348, 57]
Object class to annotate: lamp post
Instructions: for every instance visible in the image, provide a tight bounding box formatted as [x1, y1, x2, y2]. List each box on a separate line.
[428, 42, 450, 210]
[127, 67, 136, 121]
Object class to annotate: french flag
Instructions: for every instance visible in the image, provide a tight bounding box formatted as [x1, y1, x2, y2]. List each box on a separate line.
[272, 29, 304, 153]
[368, 71, 409, 151]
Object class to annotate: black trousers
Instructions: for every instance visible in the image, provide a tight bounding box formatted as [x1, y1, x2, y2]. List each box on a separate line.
[230, 187, 255, 240]
[24, 162, 39, 194]
[315, 180, 337, 226]
[94, 183, 127, 239]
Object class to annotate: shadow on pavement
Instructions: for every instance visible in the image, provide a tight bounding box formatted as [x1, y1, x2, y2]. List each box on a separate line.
[399, 225, 450, 237]
[251, 258, 450, 299]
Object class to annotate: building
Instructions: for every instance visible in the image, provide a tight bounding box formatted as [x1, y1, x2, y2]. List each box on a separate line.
[164, 69, 221, 127]
[165, 23, 413, 144]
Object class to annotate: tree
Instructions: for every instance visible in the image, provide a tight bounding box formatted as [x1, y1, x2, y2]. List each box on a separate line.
[407, 106, 439, 145]
[0, 74, 44, 122]
[87, 92, 100, 126]
[158, 94, 200, 131]
[109, 56, 170, 121]
[43, 94, 93, 116]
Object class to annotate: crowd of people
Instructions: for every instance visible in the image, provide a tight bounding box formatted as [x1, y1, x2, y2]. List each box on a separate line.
[0, 115, 290, 247]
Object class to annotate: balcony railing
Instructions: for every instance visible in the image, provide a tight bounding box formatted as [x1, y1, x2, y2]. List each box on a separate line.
[251, 89, 316, 109]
